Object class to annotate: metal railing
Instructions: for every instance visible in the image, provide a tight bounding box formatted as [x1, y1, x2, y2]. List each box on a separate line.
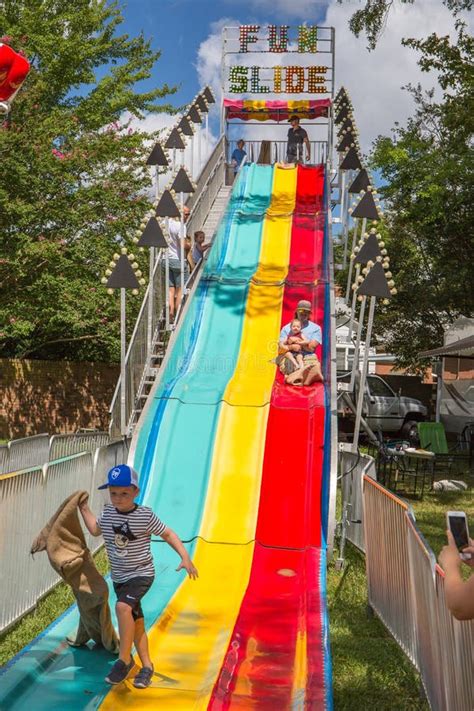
[108, 135, 227, 438]
[228, 139, 328, 165]
[339, 446, 376, 553]
[0, 438, 130, 633]
[0, 431, 110, 476]
[339, 450, 474, 709]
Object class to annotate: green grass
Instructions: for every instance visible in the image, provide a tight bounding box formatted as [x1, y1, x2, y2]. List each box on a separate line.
[1, 485, 471, 710]
[0, 549, 109, 666]
[327, 544, 428, 710]
[410, 487, 473, 557]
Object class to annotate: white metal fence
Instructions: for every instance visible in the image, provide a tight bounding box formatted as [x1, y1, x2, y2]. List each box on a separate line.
[0, 432, 110, 476]
[339, 449, 474, 709]
[0, 438, 129, 633]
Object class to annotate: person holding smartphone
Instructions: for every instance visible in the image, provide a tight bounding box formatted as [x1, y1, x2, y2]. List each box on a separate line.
[438, 512, 474, 621]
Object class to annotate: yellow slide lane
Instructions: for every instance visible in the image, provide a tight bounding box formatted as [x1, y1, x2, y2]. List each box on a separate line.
[101, 166, 297, 710]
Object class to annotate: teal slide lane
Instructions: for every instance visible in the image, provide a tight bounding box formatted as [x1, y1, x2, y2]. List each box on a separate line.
[0, 164, 274, 711]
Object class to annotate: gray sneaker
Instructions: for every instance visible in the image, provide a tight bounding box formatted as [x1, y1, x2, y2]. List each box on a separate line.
[105, 658, 134, 684]
[133, 666, 154, 689]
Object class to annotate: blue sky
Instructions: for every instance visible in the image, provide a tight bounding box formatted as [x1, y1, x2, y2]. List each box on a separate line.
[119, 0, 329, 106]
[117, 0, 466, 154]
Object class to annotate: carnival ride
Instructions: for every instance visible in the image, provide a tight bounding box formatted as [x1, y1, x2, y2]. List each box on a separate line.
[0, 159, 334, 709]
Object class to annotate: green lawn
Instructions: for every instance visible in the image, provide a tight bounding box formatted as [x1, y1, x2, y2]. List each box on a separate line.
[327, 544, 428, 710]
[1, 485, 471, 711]
[0, 549, 109, 666]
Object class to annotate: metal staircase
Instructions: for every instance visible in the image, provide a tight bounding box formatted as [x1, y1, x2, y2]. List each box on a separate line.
[109, 137, 231, 438]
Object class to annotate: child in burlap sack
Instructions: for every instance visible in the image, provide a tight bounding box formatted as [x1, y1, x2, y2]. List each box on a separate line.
[30, 490, 119, 654]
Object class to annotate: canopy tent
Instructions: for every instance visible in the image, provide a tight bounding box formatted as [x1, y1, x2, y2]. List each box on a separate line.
[224, 98, 331, 121]
[419, 334, 474, 360]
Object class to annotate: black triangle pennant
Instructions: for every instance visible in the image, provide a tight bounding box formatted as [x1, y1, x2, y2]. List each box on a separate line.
[338, 118, 354, 136]
[171, 167, 195, 193]
[195, 95, 208, 113]
[354, 234, 382, 264]
[337, 131, 356, 152]
[106, 255, 140, 289]
[336, 107, 349, 125]
[187, 105, 201, 124]
[164, 128, 186, 150]
[178, 116, 194, 136]
[335, 87, 348, 103]
[138, 217, 168, 248]
[352, 191, 380, 220]
[146, 142, 168, 166]
[155, 190, 180, 218]
[349, 169, 371, 194]
[340, 147, 362, 171]
[357, 262, 392, 299]
[203, 86, 215, 103]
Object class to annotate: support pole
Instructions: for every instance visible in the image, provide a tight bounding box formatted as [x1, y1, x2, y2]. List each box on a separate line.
[345, 218, 360, 304]
[198, 124, 202, 173]
[180, 191, 185, 304]
[350, 294, 366, 392]
[352, 295, 376, 451]
[155, 165, 160, 198]
[190, 134, 194, 178]
[147, 246, 154, 361]
[165, 250, 170, 331]
[347, 217, 367, 329]
[120, 288, 127, 437]
[205, 113, 209, 160]
[341, 172, 350, 269]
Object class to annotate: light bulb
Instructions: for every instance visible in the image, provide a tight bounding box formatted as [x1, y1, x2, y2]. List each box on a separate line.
[101, 277, 108, 285]
[132, 289, 139, 296]
[105, 269, 112, 276]
[107, 288, 114, 295]
[139, 278, 146, 286]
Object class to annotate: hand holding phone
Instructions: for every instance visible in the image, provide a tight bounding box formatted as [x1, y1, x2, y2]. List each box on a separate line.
[447, 511, 471, 560]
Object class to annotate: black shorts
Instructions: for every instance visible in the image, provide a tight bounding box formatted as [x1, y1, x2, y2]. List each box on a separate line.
[113, 576, 154, 620]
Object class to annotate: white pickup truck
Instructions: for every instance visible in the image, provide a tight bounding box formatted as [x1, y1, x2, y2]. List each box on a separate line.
[338, 372, 427, 441]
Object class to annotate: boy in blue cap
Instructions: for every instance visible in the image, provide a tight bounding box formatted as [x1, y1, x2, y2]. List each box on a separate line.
[79, 464, 198, 689]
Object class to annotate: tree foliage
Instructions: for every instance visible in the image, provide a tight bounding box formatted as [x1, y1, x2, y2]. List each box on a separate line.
[0, 0, 175, 361]
[338, 0, 473, 49]
[370, 22, 474, 369]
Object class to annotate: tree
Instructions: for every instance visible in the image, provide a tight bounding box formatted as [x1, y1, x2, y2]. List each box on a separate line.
[338, 0, 473, 49]
[369, 22, 474, 369]
[0, 0, 176, 362]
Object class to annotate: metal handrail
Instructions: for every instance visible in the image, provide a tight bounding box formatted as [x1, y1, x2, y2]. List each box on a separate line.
[108, 136, 227, 437]
[228, 139, 328, 165]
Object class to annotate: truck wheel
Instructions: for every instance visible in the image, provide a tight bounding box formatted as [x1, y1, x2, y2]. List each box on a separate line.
[401, 420, 420, 445]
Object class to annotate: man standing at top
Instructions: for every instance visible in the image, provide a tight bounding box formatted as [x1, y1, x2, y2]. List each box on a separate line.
[278, 300, 323, 385]
[286, 115, 311, 164]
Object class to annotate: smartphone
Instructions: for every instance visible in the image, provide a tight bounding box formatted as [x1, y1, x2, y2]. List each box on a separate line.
[447, 511, 471, 560]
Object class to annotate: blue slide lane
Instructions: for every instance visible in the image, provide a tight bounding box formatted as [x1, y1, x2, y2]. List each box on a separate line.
[0, 164, 274, 711]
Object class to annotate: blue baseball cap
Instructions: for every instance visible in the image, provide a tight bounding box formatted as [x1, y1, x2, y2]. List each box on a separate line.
[98, 464, 139, 490]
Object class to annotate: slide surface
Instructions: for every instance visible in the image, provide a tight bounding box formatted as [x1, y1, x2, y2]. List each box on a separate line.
[0, 163, 333, 710]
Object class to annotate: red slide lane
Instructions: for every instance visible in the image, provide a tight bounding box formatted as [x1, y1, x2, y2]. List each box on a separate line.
[208, 165, 329, 710]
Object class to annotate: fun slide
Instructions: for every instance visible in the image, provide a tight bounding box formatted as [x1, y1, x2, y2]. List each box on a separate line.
[0, 162, 333, 710]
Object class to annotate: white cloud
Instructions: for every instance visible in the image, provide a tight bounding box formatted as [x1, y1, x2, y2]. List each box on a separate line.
[223, 0, 328, 18]
[324, 0, 469, 151]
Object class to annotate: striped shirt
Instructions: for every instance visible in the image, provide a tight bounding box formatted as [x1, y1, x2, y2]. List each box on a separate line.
[97, 504, 166, 583]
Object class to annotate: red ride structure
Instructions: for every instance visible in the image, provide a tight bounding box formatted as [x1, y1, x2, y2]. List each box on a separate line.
[0, 41, 30, 113]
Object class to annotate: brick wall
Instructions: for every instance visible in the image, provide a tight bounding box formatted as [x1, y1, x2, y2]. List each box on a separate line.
[0, 359, 119, 440]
